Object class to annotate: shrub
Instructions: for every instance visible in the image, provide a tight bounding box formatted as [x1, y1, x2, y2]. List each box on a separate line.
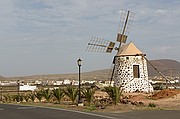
[83, 105, 96, 111]
[148, 103, 156, 107]
[154, 85, 163, 90]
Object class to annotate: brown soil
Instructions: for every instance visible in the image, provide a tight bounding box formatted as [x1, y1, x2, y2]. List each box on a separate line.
[150, 89, 180, 99]
[123, 89, 180, 110]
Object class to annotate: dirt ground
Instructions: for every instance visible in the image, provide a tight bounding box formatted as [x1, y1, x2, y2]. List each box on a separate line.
[123, 89, 180, 110]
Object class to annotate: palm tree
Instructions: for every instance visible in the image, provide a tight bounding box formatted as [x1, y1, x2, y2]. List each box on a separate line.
[42, 88, 52, 103]
[23, 94, 29, 102]
[19, 94, 24, 102]
[29, 93, 35, 102]
[3, 94, 11, 103]
[12, 95, 20, 102]
[35, 90, 43, 102]
[82, 88, 95, 106]
[52, 88, 64, 103]
[104, 86, 122, 105]
[12, 95, 17, 102]
[64, 86, 78, 104]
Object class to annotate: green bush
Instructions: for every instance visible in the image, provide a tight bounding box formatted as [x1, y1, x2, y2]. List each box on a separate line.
[148, 103, 156, 107]
[83, 105, 96, 111]
[153, 85, 163, 90]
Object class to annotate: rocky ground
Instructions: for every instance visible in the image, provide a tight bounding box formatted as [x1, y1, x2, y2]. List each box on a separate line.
[121, 89, 180, 110]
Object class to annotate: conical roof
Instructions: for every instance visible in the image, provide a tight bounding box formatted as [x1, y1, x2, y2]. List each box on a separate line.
[116, 42, 143, 56]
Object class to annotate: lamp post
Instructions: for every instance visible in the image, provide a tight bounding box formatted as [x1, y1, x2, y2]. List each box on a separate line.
[17, 80, 20, 102]
[77, 58, 83, 106]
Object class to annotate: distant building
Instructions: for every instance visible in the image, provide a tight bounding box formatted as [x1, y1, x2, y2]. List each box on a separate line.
[72, 80, 79, 86]
[53, 81, 63, 85]
[63, 79, 71, 85]
[20, 85, 37, 91]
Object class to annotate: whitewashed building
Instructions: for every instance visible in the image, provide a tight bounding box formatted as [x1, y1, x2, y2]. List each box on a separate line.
[113, 42, 153, 93]
[63, 79, 71, 85]
[20, 85, 37, 91]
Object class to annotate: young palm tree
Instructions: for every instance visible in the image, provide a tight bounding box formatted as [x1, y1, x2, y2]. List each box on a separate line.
[3, 94, 10, 103]
[12, 95, 17, 102]
[29, 93, 35, 102]
[42, 88, 52, 103]
[64, 86, 78, 104]
[23, 94, 30, 102]
[52, 88, 64, 103]
[12, 95, 20, 102]
[35, 90, 43, 102]
[82, 88, 95, 106]
[104, 86, 122, 105]
[19, 94, 24, 102]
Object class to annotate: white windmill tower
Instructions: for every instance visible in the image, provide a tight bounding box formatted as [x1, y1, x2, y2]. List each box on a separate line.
[86, 10, 153, 93]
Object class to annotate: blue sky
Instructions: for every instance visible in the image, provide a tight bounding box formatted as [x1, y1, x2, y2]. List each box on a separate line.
[0, 0, 180, 77]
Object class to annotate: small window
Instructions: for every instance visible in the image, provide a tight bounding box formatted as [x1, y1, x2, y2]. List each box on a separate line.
[133, 65, 140, 78]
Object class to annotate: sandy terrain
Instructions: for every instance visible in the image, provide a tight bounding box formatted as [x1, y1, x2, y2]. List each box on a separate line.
[124, 89, 180, 110]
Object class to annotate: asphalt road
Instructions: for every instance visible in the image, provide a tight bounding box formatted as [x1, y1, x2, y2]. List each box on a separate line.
[0, 104, 180, 119]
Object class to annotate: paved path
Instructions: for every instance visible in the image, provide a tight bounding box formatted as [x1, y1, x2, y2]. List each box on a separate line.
[0, 104, 180, 119]
[98, 110, 180, 119]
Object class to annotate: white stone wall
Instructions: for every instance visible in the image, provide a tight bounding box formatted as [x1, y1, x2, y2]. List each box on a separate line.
[114, 55, 153, 93]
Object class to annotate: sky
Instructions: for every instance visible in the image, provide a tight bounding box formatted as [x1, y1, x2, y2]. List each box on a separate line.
[0, 0, 180, 77]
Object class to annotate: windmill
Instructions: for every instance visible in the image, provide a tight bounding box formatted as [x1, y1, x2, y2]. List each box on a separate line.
[86, 10, 154, 93]
[86, 10, 134, 78]
[86, 10, 134, 80]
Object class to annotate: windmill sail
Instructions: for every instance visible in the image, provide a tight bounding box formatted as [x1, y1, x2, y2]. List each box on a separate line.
[117, 10, 135, 45]
[86, 36, 115, 53]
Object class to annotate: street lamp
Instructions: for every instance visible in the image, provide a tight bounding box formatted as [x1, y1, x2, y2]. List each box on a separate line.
[17, 80, 20, 102]
[77, 58, 83, 106]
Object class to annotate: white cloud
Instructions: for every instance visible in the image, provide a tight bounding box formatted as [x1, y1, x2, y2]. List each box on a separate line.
[0, 0, 179, 76]
[152, 45, 172, 53]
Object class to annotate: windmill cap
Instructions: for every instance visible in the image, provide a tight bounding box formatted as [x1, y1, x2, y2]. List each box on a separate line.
[116, 42, 144, 56]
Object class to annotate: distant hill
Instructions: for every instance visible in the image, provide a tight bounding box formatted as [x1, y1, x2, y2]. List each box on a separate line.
[148, 59, 180, 77]
[0, 75, 6, 80]
[3, 59, 180, 81]
[85, 59, 180, 79]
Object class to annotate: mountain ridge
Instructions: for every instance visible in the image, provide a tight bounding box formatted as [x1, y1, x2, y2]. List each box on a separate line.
[1, 59, 179, 81]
